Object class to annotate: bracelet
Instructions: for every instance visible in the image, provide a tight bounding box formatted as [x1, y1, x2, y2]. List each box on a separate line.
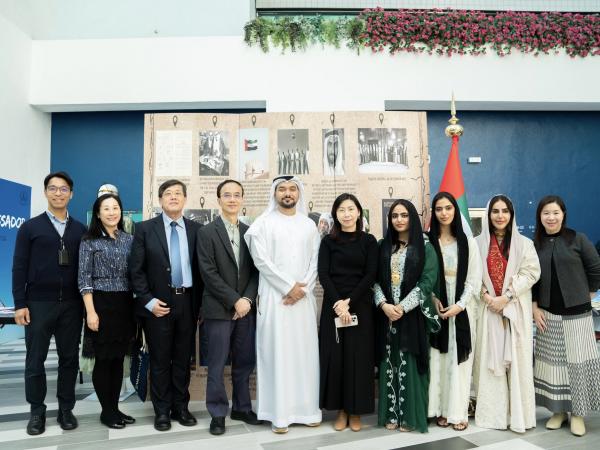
[242, 297, 252, 305]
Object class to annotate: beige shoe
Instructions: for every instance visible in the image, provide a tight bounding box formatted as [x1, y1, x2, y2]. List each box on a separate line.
[349, 415, 361, 432]
[271, 424, 289, 434]
[570, 415, 586, 436]
[306, 422, 321, 427]
[333, 411, 348, 431]
[546, 412, 567, 430]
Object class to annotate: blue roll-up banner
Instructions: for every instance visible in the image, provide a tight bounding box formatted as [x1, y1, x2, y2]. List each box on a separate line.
[0, 178, 31, 342]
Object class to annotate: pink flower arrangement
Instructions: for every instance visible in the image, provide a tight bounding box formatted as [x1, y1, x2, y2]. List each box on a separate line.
[361, 8, 600, 57]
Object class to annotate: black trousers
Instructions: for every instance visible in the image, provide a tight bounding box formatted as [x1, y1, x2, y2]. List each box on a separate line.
[144, 292, 194, 416]
[204, 314, 256, 417]
[24, 300, 83, 415]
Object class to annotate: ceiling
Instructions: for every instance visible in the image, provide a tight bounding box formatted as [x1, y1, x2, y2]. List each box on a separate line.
[0, 0, 254, 40]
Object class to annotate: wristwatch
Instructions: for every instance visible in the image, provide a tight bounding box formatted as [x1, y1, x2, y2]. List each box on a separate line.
[505, 290, 514, 301]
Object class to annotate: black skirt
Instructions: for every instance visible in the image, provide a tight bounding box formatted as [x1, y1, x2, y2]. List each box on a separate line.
[83, 290, 136, 360]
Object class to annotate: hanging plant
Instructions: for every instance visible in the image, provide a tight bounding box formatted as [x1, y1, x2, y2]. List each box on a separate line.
[243, 8, 600, 58]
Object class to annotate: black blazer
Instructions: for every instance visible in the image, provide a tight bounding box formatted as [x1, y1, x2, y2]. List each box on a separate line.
[534, 229, 600, 309]
[197, 216, 258, 320]
[129, 214, 202, 320]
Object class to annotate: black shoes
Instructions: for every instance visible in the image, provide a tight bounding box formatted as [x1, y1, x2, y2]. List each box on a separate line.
[171, 408, 197, 426]
[26, 414, 46, 435]
[154, 413, 171, 431]
[209, 416, 226, 435]
[100, 415, 125, 429]
[230, 410, 264, 425]
[118, 411, 136, 425]
[57, 409, 78, 430]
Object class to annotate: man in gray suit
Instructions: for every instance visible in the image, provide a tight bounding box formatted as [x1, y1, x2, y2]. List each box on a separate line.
[197, 179, 262, 435]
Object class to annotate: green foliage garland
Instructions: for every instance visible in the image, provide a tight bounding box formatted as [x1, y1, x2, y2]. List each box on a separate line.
[243, 9, 600, 57]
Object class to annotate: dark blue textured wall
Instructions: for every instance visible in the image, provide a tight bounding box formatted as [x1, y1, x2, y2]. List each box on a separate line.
[51, 112, 144, 224]
[51, 110, 600, 244]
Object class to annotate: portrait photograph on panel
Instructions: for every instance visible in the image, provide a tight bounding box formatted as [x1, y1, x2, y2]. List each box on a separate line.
[277, 129, 309, 175]
[238, 128, 270, 181]
[199, 130, 230, 176]
[358, 128, 408, 173]
[322, 128, 345, 176]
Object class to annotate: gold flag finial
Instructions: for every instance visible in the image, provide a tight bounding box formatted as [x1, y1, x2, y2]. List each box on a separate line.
[445, 92, 464, 137]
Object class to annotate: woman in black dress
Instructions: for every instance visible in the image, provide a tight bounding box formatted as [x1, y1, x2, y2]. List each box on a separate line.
[318, 193, 378, 432]
[78, 194, 136, 429]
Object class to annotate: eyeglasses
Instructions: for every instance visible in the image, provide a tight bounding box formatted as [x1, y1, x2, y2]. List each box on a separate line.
[47, 186, 70, 194]
[222, 193, 242, 200]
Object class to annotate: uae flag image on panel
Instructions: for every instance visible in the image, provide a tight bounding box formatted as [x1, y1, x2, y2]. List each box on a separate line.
[244, 139, 258, 151]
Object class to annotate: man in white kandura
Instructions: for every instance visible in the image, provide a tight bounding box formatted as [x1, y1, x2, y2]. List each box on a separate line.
[244, 175, 322, 434]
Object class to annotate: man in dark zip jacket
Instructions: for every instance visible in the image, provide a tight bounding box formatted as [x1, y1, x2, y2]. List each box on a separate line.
[12, 172, 86, 436]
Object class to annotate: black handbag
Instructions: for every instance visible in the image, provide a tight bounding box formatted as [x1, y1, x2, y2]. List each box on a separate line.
[129, 327, 149, 401]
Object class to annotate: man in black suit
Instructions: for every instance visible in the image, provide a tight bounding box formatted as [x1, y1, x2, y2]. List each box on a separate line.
[129, 179, 201, 431]
[197, 179, 262, 435]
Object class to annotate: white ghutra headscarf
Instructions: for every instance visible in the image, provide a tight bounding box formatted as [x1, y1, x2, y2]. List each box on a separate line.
[259, 175, 308, 218]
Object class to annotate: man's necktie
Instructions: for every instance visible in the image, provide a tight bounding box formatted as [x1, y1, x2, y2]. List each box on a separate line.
[170, 222, 183, 287]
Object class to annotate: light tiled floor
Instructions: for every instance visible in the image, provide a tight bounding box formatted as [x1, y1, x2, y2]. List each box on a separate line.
[1, 338, 599, 449]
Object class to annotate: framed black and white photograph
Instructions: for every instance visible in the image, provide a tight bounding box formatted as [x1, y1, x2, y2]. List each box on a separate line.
[322, 128, 345, 176]
[358, 128, 408, 174]
[199, 130, 230, 176]
[184, 209, 220, 226]
[381, 198, 399, 237]
[468, 207, 486, 237]
[277, 129, 309, 175]
[363, 209, 370, 233]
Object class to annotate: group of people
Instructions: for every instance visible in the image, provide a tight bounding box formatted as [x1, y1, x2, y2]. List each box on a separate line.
[11, 171, 600, 441]
[277, 148, 309, 175]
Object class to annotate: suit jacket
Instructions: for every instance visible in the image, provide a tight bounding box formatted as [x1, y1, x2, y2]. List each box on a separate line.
[197, 216, 258, 320]
[129, 214, 202, 320]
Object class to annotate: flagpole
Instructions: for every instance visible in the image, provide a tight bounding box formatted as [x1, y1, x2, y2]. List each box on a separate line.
[439, 94, 473, 233]
[445, 93, 464, 138]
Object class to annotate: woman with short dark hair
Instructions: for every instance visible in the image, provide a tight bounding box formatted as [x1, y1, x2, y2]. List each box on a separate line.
[78, 194, 136, 429]
[318, 193, 378, 432]
[532, 195, 600, 437]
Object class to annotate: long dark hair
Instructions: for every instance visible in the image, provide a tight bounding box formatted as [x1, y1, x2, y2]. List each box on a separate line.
[428, 191, 471, 364]
[376, 199, 428, 373]
[488, 195, 514, 260]
[534, 195, 570, 248]
[329, 193, 363, 241]
[84, 194, 124, 240]
[384, 199, 425, 292]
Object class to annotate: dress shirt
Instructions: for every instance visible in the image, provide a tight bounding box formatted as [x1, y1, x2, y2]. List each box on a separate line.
[46, 210, 69, 237]
[222, 216, 240, 268]
[145, 212, 193, 312]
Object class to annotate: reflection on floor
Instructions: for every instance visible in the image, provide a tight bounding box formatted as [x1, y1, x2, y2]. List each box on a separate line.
[0, 338, 598, 450]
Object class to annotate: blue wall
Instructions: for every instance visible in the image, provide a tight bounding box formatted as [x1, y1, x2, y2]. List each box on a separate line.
[51, 112, 145, 223]
[51, 111, 600, 244]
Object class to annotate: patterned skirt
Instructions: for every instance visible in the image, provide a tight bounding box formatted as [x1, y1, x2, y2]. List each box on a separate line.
[534, 310, 600, 416]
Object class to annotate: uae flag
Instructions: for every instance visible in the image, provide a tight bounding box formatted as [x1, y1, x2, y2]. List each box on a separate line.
[439, 134, 472, 235]
[244, 139, 258, 151]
